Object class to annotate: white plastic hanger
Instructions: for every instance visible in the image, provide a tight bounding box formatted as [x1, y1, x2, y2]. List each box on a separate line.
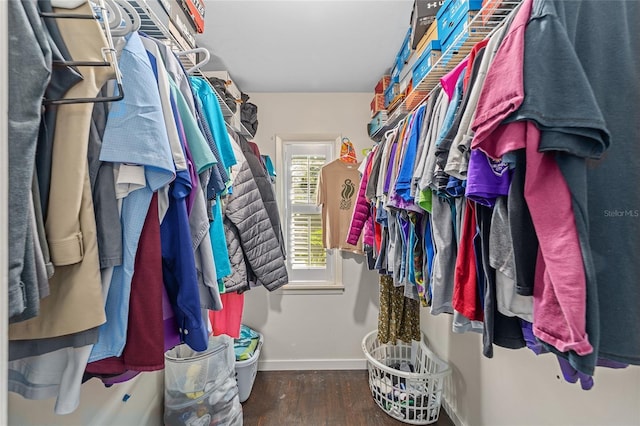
[103, 0, 122, 30]
[110, 0, 141, 37]
[176, 48, 211, 74]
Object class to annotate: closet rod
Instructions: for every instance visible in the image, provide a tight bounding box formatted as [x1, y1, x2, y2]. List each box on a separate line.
[52, 61, 112, 67]
[39, 12, 97, 19]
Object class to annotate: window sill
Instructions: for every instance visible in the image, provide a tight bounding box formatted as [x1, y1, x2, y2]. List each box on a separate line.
[279, 283, 345, 295]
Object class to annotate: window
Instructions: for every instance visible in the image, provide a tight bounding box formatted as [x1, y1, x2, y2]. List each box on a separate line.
[277, 137, 341, 289]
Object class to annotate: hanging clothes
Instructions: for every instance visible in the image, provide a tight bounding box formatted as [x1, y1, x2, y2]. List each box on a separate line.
[317, 158, 363, 254]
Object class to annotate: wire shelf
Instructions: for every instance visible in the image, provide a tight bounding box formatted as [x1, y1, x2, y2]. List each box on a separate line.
[371, 0, 522, 141]
[130, 0, 256, 138]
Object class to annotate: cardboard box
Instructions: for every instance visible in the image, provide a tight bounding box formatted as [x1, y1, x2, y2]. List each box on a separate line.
[388, 93, 406, 113]
[410, 0, 445, 49]
[437, 0, 482, 50]
[400, 52, 416, 83]
[370, 94, 386, 117]
[399, 71, 412, 96]
[415, 20, 439, 56]
[384, 83, 399, 107]
[440, 10, 479, 53]
[374, 75, 392, 94]
[412, 40, 442, 85]
[405, 88, 430, 110]
[149, 0, 197, 48]
[398, 28, 413, 66]
[368, 111, 388, 137]
[180, 0, 205, 33]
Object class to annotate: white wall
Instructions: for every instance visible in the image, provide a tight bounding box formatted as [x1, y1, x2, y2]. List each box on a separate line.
[421, 310, 640, 426]
[242, 92, 380, 370]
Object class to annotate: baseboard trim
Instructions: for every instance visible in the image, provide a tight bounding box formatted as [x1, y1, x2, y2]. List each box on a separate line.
[442, 399, 465, 426]
[258, 358, 367, 371]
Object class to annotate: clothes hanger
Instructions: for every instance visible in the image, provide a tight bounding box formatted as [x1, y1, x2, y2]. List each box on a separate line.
[339, 137, 358, 164]
[41, 0, 125, 105]
[99, 0, 122, 30]
[175, 48, 211, 74]
[110, 0, 141, 37]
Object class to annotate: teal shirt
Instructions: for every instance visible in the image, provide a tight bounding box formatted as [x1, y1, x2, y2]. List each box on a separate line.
[169, 77, 216, 174]
[211, 195, 232, 280]
[189, 77, 237, 170]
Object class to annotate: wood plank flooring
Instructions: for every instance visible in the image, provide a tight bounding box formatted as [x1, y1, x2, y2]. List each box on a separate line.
[241, 370, 454, 426]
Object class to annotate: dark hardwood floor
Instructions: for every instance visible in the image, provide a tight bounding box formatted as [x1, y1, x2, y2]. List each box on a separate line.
[241, 370, 454, 426]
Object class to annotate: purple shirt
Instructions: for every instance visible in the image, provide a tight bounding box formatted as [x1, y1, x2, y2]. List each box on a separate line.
[465, 149, 512, 207]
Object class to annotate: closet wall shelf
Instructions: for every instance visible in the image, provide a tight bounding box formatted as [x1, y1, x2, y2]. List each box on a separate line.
[370, 0, 522, 141]
[129, 0, 256, 139]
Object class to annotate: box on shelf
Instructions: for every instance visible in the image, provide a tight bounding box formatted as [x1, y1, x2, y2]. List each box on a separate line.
[374, 75, 392, 94]
[181, 0, 205, 33]
[406, 88, 430, 110]
[440, 10, 480, 53]
[399, 52, 415, 84]
[410, 0, 445, 49]
[399, 71, 412, 97]
[388, 93, 405, 113]
[415, 20, 439, 56]
[390, 60, 401, 84]
[149, 0, 197, 48]
[412, 40, 442, 86]
[384, 83, 399, 107]
[370, 93, 386, 117]
[368, 111, 388, 137]
[398, 28, 413, 66]
[437, 0, 482, 51]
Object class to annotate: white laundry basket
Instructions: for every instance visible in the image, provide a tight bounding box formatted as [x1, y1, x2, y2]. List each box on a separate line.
[362, 330, 450, 425]
[235, 333, 263, 403]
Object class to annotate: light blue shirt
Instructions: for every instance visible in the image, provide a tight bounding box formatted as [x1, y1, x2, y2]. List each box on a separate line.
[395, 104, 426, 202]
[90, 32, 175, 362]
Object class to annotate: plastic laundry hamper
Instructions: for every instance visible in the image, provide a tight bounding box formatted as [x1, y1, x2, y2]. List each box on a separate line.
[235, 333, 263, 403]
[362, 330, 450, 425]
[164, 335, 242, 426]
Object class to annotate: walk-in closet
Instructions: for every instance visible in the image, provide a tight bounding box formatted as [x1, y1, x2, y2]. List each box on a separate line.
[2, 0, 639, 425]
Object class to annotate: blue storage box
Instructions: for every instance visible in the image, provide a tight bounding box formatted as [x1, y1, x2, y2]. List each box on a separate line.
[440, 12, 480, 53]
[398, 28, 412, 66]
[368, 111, 387, 137]
[384, 83, 398, 107]
[391, 60, 401, 83]
[412, 40, 442, 85]
[436, 0, 482, 51]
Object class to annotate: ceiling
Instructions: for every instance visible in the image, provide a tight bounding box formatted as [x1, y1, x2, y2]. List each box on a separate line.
[196, 0, 414, 93]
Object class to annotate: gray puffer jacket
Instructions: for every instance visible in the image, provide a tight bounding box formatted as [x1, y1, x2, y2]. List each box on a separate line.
[222, 217, 247, 292]
[223, 158, 288, 291]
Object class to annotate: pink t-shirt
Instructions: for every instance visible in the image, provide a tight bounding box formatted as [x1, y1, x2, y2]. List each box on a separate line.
[471, 0, 592, 356]
[209, 292, 245, 339]
[440, 57, 469, 100]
